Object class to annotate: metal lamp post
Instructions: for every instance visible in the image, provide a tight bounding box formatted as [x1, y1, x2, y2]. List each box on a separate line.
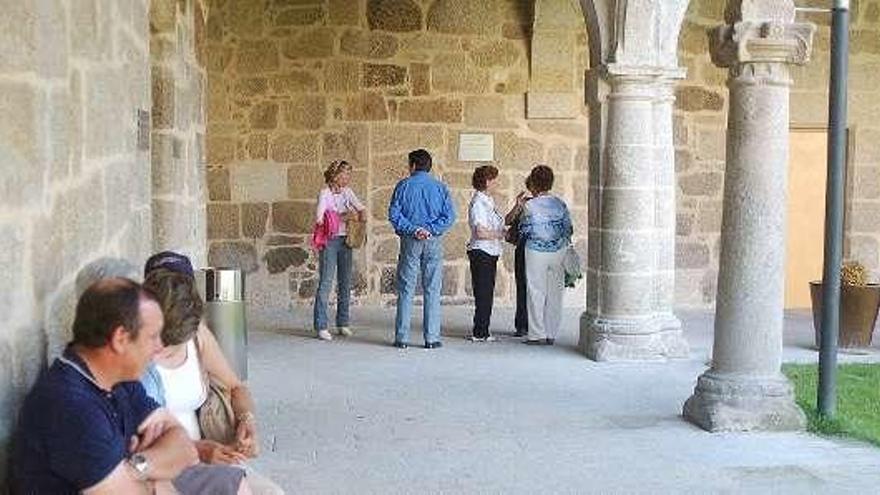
[816, 0, 850, 418]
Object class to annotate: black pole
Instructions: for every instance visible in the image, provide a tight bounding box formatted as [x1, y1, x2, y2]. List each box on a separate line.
[818, 0, 850, 418]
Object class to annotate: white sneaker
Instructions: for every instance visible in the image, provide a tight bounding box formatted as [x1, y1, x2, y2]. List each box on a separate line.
[337, 326, 353, 337]
[485, 335, 497, 342]
[467, 336, 485, 342]
[317, 330, 333, 341]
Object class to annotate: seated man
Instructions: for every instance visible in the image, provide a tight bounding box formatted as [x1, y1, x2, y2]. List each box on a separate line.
[12, 278, 201, 494]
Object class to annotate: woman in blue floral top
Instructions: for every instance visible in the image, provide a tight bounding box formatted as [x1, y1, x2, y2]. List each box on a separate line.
[518, 165, 573, 345]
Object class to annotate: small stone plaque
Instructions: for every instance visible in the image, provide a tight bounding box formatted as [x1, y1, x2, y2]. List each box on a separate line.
[137, 109, 151, 151]
[458, 133, 494, 162]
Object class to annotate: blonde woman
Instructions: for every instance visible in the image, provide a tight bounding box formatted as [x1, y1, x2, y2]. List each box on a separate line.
[313, 160, 366, 341]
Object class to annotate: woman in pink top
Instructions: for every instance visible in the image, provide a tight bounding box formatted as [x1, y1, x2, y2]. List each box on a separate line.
[313, 160, 366, 341]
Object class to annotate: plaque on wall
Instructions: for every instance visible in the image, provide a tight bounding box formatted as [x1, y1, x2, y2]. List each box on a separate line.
[458, 133, 494, 162]
[137, 109, 151, 151]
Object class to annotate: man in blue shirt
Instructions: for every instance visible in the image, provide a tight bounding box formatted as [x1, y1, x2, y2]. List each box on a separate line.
[12, 278, 198, 494]
[388, 149, 456, 348]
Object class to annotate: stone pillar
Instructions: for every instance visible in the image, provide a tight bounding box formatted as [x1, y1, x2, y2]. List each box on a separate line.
[150, 0, 208, 266]
[653, 74, 686, 346]
[683, 9, 815, 431]
[582, 68, 607, 343]
[580, 65, 688, 361]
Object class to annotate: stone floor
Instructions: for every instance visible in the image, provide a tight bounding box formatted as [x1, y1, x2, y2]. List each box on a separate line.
[243, 305, 880, 494]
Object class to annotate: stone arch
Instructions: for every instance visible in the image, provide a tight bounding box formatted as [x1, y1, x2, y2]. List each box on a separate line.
[577, 0, 610, 68]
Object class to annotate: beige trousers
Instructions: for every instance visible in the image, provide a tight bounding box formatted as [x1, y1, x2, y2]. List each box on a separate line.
[525, 248, 565, 340]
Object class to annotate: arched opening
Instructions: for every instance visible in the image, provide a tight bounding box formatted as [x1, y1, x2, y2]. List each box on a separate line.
[200, 0, 593, 314]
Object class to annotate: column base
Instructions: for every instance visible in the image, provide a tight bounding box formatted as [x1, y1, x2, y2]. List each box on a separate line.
[579, 312, 689, 361]
[683, 370, 806, 432]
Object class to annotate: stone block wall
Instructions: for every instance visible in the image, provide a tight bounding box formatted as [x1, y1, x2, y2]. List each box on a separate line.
[151, 0, 209, 266]
[672, 1, 729, 307]
[674, 0, 880, 306]
[0, 0, 152, 486]
[204, 0, 880, 316]
[204, 0, 590, 312]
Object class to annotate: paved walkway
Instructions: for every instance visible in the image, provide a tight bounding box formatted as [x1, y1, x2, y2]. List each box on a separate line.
[244, 306, 880, 494]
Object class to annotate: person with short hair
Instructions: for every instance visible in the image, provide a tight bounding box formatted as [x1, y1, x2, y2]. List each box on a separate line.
[519, 165, 573, 345]
[12, 278, 201, 494]
[504, 177, 533, 338]
[467, 165, 505, 342]
[388, 149, 456, 349]
[312, 160, 366, 341]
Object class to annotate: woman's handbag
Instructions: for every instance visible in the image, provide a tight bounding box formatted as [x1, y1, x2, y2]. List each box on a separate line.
[193, 334, 237, 444]
[504, 220, 520, 246]
[505, 196, 529, 246]
[198, 375, 237, 444]
[562, 244, 583, 288]
[344, 213, 366, 249]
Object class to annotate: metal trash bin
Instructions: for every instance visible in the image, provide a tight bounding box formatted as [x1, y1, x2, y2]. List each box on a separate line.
[200, 267, 248, 380]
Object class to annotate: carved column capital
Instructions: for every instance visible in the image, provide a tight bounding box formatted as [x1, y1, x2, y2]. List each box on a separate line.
[709, 21, 815, 70]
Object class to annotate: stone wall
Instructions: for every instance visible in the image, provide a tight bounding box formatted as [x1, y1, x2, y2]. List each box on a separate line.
[673, 1, 730, 307]
[674, 0, 880, 307]
[0, 0, 152, 486]
[151, 0, 209, 266]
[204, 0, 590, 312]
[204, 0, 880, 316]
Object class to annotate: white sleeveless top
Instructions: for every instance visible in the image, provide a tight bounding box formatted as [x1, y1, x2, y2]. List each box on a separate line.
[156, 340, 207, 440]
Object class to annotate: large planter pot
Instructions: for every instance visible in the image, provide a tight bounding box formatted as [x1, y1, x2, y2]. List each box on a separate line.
[809, 282, 880, 349]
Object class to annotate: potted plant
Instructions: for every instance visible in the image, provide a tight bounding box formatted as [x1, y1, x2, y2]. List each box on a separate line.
[810, 261, 880, 349]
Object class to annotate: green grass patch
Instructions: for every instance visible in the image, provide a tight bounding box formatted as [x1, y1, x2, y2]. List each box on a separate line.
[783, 363, 880, 446]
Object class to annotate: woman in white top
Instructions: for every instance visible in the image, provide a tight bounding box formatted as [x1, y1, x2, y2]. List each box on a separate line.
[142, 264, 285, 494]
[313, 160, 366, 341]
[467, 165, 505, 341]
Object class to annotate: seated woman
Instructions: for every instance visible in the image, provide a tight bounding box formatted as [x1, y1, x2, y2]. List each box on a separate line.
[140, 252, 283, 494]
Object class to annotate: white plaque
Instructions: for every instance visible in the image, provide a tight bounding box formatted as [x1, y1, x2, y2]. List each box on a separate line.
[458, 133, 494, 162]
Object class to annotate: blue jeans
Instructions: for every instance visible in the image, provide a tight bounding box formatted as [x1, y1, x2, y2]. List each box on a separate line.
[313, 236, 352, 331]
[394, 236, 443, 345]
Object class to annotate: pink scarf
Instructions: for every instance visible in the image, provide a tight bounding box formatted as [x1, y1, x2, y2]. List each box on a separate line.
[310, 210, 341, 251]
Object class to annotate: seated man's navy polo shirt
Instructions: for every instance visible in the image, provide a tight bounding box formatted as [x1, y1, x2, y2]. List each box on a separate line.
[13, 346, 159, 494]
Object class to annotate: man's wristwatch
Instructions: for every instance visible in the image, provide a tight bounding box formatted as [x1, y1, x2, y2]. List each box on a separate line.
[128, 453, 150, 481]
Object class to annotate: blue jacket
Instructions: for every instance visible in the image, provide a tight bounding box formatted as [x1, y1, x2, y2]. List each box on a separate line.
[519, 194, 573, 252]
[388, 171, 456, 237]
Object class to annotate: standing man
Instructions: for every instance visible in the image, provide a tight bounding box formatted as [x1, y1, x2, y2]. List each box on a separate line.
[12, 278, 201, 494]
[388, 149, 456, 349]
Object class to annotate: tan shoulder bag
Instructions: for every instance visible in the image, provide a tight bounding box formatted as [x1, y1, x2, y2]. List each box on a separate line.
[194, 334, 237, 444]
[344, 213, 367, 249]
